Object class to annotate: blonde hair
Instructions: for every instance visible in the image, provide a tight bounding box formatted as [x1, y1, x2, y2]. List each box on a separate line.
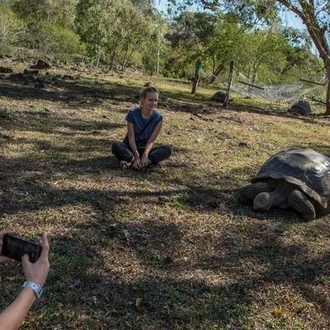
[140, 86, 159, 99]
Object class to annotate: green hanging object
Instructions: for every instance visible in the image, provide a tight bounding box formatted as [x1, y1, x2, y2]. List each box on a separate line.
[195, 59, 204, 70]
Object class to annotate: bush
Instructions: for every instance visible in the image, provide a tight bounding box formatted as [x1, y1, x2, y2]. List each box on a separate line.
[0, 4, 25, 54]
[49, 25, 85, 54]
[24, 22, 85, 55]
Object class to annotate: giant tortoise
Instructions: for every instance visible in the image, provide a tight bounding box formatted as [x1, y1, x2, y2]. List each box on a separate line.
[240, 148, 330, 221]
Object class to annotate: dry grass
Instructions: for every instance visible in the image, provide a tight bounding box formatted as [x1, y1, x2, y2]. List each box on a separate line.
[1, 63, 330, 329]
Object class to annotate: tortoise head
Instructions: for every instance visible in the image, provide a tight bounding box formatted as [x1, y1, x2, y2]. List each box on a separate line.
[253, 192, 272, 211]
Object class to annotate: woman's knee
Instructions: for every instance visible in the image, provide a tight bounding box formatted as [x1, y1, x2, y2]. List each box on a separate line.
[111, 142, 120, 154]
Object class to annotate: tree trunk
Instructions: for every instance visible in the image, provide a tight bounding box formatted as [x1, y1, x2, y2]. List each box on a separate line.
[324, 60, 330, 114]
[275, 0, 330, 113]
[210, 64, 224, 84]
[95, 45, 100, 67]
[223, 60, 234, 108]
[121, 44, 129, 72]
[191, 69, 200, 94]
[309, 40, 330, 114]
[109, 47, 118, 70]
[326, 69, 330, 115]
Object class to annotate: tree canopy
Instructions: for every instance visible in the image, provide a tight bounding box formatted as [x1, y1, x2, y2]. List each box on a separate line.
[0, 0, 328, 112]
[169, 0, 330, 112]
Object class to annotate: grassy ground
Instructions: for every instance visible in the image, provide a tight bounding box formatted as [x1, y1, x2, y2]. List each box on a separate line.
[1, 62, 330, 329]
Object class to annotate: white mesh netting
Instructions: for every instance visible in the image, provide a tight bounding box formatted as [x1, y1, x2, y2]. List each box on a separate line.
[229, 71, 327, 104]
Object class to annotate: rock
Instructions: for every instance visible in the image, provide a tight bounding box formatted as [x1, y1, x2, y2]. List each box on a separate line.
[24, 69, 39, 75]
[288, 100, 312, 116]
[30, 59, 51, 70]
[0, 67, 13, 73]
[211, 91, 227, 103]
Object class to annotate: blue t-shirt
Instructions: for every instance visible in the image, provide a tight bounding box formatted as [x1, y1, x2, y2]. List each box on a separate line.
[124, 107, 163, 147]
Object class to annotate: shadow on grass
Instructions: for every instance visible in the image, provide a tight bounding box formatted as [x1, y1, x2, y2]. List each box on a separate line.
[2, 155, 330, 328]
[0, 73, 140, 105]
[2, 142, 329, 220]
[2, 74, 330, 328]
[0, 107, 123, 137]
[12, 209, 329, 329]
[226, 103, 330, 126]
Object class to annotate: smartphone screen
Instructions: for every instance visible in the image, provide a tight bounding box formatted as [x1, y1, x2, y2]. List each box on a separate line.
[1, 234, 42, 263]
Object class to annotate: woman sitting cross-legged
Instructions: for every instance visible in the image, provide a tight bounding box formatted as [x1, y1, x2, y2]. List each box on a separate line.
[112, 86, 172, 171]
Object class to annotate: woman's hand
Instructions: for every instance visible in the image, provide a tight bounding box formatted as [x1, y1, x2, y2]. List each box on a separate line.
[22, 233, 50, 287]
[0, 230, 14, 264]
[141, 154, 150, 168]
[132, 155, 142, 170]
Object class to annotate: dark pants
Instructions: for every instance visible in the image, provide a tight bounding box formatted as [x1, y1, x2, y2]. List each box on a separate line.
[111, 142, 172, 164]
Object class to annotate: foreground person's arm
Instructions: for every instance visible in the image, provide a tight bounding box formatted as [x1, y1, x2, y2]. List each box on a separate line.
[0, 233, 50, 330]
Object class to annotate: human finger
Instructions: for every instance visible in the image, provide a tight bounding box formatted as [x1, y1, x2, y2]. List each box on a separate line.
[0, 229, 12, 241]
[21, 254, 30, 266]
[0, 256, 15, 264]
[0, 230, 13, 255]
[40, 233, 49, 259]
[132, 161, 140, 169]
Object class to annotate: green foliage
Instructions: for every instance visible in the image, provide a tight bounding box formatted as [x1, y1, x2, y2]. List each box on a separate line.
[130, 0, 155, 13]
[76, 0, 112, 65]
[8, 0, 81, 54]
[206, 15, 249, 81]
[114, 1, 154, 70]
[10, 22, 84, 55]
[230, 26, 324, 85]
[35, 23, 85, 54]
[0, 0, 326, 103]
[163, 6, 323, 87]
[76, 0, 156, 69]
[169, 0, 330, 113]
[12, 0, 77, 29]
[141, 15, 171, 75]
[0, 3, 25, 54]
[76, 0, 126, 66]
[163, 11, 216, 79]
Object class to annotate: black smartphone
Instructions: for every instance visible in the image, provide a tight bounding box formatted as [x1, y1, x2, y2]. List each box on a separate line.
[1, 234, 42, 263]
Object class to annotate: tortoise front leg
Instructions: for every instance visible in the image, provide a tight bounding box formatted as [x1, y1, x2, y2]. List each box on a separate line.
[240, 182, 273, 201]
[288, 190, 316, 221]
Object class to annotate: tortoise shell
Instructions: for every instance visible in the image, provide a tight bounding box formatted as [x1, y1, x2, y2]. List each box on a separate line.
[251, 148, 330, 208]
